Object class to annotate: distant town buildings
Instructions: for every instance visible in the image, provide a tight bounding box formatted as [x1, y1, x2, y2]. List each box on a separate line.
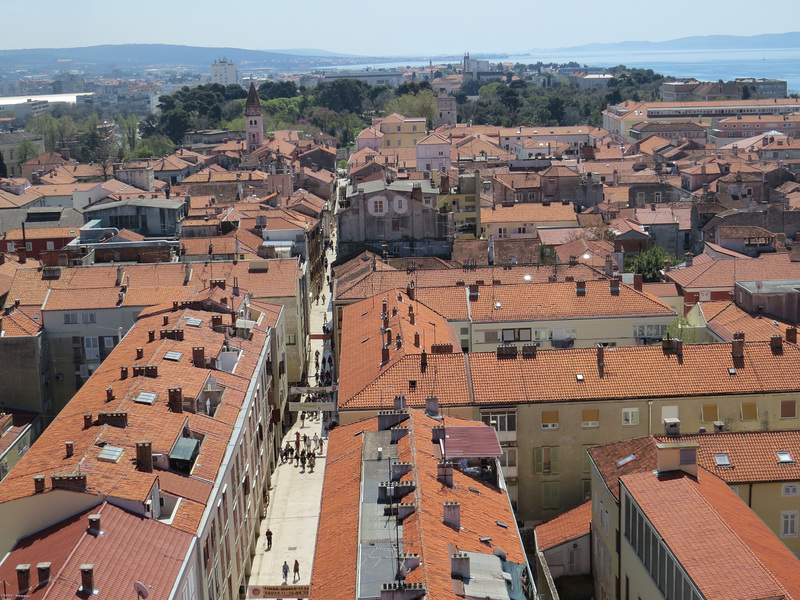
[210, 58, 241, 86]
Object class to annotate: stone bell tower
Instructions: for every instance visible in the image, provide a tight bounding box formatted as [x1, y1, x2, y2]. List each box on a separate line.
[245, 82, 263, 153]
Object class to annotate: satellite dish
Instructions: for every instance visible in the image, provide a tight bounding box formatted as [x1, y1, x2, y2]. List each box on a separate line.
[134, 581, 149, 598]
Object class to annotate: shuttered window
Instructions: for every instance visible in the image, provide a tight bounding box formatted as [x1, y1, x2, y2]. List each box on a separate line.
[582, 409, 600, 428]
[781, 400, 797, 419]
[701, 404, 718, 422]
[542, 410, 559, 429]
[741, 402, 758, 421]
[534, 447, 559, 474]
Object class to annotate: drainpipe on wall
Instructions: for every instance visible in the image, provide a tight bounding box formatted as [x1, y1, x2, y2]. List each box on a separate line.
[648, 400, 653, 436]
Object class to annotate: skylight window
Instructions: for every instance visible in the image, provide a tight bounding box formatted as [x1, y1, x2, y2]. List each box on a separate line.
[615, 454, 636, 468]
[186, 317, 202, 327]
[576, 374, 585, 382]
[728, 368, 736, 375]
[135, 392, 158, 405]
[714, 453, 731, 467]
[97, 445, 124, 463]
[777, 451, 794, 464]
[164, 351, 183, 362]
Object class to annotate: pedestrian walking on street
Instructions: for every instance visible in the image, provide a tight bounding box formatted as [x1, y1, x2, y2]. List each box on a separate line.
[295, 431, 300, 443]
[293, 560, 300, 583]
[321, 294, 326, 305]
[308, 453, 316, 472]
[300, 411, 305, 428]
[313, 432, 319, 449]
[282, 561, 289, 582]
[266, 528, 273, 550]
[318, 438, 324, 456]
[295, 446, 300, 466]
[294, 437, 300, 456]
[300, 450, 306, 472]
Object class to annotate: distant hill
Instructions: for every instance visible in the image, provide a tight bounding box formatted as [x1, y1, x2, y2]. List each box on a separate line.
[531, 32, 800, 54]
[0, 44, 365, 73]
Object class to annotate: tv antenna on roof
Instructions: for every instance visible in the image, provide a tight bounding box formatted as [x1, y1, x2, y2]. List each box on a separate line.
[134, 581, 150, 598]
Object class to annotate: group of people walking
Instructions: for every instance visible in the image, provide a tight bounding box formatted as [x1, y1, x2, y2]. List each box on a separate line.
[281, 431, 323, 472]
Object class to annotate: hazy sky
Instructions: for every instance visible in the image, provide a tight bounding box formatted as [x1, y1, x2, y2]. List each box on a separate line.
[2, 0, 798, 55]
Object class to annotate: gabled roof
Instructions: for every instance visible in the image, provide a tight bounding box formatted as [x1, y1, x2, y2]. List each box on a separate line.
[0, 502, 193, 600]
[338, 289, 460, 406]
[667, 253, 800, 290]
[535, 501, 591, 551]
[480, 203, 578, 226]
[311, 410, 527, 600]
[622, 468, 800, 600]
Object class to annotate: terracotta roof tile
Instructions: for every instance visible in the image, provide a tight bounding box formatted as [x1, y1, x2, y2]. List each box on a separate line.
[0, 502, 193, 600]
[622, 468, 800, 599]
[535, 500, 591, 551]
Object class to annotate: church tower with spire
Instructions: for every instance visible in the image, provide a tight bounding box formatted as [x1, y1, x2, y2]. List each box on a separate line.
[245, 82, 263, 153]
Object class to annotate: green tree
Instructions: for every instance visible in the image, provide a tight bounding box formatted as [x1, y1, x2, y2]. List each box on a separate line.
[55, 116, 77, 150]
[383, 89, 436, 125]
[29, 113, 58, 152]
[314, 79, 369, 114]
[0, 151, 7, 178]
[118, 114, 139, 153]
[16, 139, 39, 164]
[160, 108, 195, 144]
[665, 316, 699, 344]
[624, 245, 678, 283]
[125, 134, 174, 160]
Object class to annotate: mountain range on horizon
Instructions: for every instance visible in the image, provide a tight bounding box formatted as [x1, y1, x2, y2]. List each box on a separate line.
[531, 31, 800, 55]
[1, 32, 799, 74]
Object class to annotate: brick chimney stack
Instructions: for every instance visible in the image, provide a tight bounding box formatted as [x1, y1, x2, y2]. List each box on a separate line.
[136, 441, 153, 473]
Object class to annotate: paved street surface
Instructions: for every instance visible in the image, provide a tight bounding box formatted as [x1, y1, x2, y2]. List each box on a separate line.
[247, 229, 338, 597]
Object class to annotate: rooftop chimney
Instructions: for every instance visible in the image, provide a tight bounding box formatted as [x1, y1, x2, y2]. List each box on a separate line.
[16, 564, 31, 594]
[211, 314, 223, 328]
[168, 387, 183, 413]
[425, 395, 439, 418]
[120, 366, 128, 380]
[656, 442, 698, 477]
[83, 413, 93, 428]
[414, 331, 420, 347]
[65, 441, 74, 457]
[192, 346, 205, 367]
[604, 255, 613, 277]
[17, 248, 26, 264]
[136, 441, 153, 473]
[684, 253, 693, 268]
[663, 417, 681, 436]
[88, 514, 102, 535]
[148, 330, 155, 343]
[771, 334, 783, 351]
[443, 502, 461, 529]
[450, 552, 470, 580]
[136, 347, 144, 360]
[37, 563, 51, 586]
[79, 564, 95, 594]
[163, 315, 169, 326]
[408, 305, 415, 325]
[420, 349, 427, 372]
[633, 273, 643, 292]
[437, 461, 454, 486]
[787, 327, 797, 344]
[33, 475, 45, 493]
[382, 297, 388, 313]
[576, 280, 586, 296]
[609, 277, 620, 295]
[382, 344, 390, 364]
[468, 283, 479, 301]
[393, 395, 407, 410]
[406, 281, 415, 301]
[732, 332, 745, 358]
[597, 344, 605, 376]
